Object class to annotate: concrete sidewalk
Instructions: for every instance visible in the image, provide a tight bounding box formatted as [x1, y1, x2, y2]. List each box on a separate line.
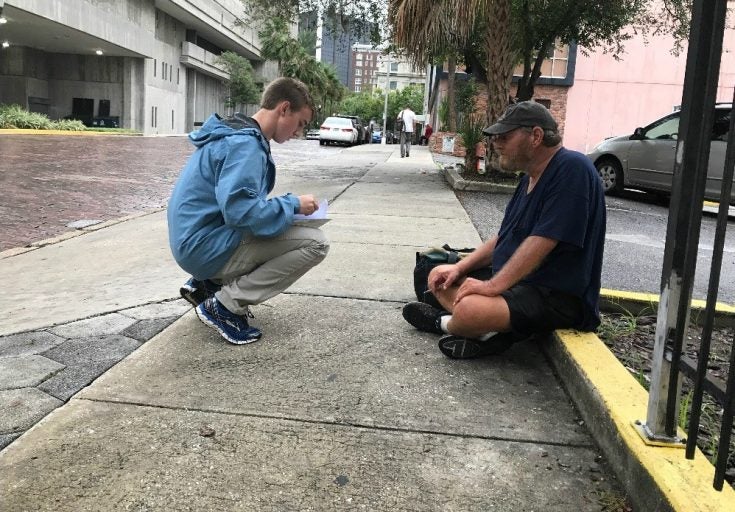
[0, 145, 625, 510]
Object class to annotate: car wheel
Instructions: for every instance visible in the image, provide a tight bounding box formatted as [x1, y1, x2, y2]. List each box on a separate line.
[596, 158, 624, 195]
[319, 140, 325, 146]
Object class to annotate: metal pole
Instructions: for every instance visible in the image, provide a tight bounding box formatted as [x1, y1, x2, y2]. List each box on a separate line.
[642, 0, 728, 441]
[382, 53, 390, 145]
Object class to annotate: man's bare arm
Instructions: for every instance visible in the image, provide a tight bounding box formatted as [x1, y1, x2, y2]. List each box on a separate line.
[454, 235, 557, 303]
[454, 236, 498, 275]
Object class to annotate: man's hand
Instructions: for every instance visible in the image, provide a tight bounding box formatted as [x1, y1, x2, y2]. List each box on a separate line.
[428, 264, 463, 294]
[453, 277, 499, 305]
[297, 194, 319, 215]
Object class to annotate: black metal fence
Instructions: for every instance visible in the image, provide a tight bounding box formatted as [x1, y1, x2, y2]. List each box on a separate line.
[641, 0, 734, 490]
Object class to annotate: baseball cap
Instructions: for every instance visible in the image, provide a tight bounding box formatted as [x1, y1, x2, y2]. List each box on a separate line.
[483, 101, 558, 136]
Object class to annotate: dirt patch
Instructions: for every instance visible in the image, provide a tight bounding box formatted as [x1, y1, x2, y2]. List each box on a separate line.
[458, 169, 520, 186]
[599, 312, 735, 486]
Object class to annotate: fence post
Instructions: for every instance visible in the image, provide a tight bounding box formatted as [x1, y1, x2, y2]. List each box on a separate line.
[640, 0, 728, 441]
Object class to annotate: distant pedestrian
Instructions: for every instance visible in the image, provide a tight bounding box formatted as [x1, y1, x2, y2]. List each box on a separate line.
[403, 101, 606, 359]
[397, 105, 416, 157]
[168, 77, 329, 345]
[420, 123, 433, 145]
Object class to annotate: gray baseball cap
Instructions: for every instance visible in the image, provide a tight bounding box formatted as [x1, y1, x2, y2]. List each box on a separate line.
[483, 101, 558, 136]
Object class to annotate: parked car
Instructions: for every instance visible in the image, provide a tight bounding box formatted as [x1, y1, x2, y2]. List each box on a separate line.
[587, 104, 735, 203]
[305, 128, 320, 140]
[336, 115, 370, 144]
[319, 116, 359, 146]
[371, 130, 382, 143]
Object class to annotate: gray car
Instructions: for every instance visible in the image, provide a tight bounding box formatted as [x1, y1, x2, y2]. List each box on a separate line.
[586, 104, 735, 203]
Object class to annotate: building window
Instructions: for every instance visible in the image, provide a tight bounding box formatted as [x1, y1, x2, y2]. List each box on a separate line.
[153, 59, 157, 77]
[355, 69, 362, 76]
[355, 85, 361, 92]
[151, 106, 158, 128]
[177, 68, 180, 85]
[513, 41, 569, 79]
[389, 81, 397, 90]
[169, 64, 173, 82]
[390, 62, 398, 73]
[162, 61, 166, 80]
[355, 78, 362, 85]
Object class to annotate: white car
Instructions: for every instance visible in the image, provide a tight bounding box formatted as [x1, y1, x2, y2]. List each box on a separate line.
[305, 129, 320, 140]
[319, 116, 358, 146]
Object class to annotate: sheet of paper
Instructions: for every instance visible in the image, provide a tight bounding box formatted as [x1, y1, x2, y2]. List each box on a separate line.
[293, 199, 330, 227]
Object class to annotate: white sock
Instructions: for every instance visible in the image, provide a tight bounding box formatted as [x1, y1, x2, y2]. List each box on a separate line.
[478, 331, 497, 341]
[439, 315, 452, 334]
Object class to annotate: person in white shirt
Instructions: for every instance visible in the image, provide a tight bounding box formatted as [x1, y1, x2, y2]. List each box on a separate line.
[397, 105, 416, 157]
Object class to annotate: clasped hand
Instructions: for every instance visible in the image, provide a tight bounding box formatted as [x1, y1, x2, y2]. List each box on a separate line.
[429, 265, 497, 306]
[297, 194, 319, 215]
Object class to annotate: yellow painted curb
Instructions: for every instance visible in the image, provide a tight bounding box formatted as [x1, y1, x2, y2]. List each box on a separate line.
[555, 329, 735, 511]
[0, 129, 139, 136]
[601, 288, 735, 318]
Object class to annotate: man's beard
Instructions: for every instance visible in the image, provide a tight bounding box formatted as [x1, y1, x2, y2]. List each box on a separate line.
[498, 139, 532, 172]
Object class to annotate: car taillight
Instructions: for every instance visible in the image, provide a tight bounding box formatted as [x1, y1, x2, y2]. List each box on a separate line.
[341, 128, 353, 132]
[320, 126, 327, 130]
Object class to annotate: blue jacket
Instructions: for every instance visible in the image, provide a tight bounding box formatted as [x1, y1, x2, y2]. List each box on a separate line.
[167, 114, 301, 280]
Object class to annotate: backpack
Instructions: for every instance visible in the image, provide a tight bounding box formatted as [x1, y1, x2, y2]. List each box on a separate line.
[395, 111, 405, 132]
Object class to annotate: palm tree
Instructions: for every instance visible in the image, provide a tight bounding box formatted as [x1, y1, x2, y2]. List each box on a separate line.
[389, 0, 463, 131]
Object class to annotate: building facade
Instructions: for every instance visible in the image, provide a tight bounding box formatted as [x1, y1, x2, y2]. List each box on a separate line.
[372, 54, 426, 93]
[0, 0, 275, 134]
[350, 43, 380, 93]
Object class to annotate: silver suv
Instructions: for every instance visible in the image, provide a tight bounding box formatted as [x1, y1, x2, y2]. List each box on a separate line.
[587, 104, 734, 203]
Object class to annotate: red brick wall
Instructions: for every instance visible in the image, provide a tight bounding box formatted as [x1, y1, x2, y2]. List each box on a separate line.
[429, 84, 570, 156]
[429, 133, 487, 158]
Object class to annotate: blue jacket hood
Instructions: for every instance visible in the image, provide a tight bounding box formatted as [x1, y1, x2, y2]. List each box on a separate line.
[189, 113, 269, 151]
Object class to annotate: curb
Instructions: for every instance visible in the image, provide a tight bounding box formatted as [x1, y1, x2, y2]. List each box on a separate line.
[0, 209, 165, 260]
[545, 330, 735, 512]
[0, 129, 141, 136]
[601, 288, 735, 327]
[441, 164, 516, 193]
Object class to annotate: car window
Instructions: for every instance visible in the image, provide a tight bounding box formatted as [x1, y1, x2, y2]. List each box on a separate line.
[644, 114, 680, 140]
[712, 109, 731, 141]
[324, 117, 351, 126]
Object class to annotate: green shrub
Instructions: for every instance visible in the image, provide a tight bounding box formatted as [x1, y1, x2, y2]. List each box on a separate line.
[458, 113, 486, 172]
[0, 104, 88, 130]
[0, 104, 53, 129]
[51, 119, 86, 131]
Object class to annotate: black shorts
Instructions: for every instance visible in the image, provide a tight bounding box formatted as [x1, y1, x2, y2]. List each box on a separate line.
[501, 283, 584, 336]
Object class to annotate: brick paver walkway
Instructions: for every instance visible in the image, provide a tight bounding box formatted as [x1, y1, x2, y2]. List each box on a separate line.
[0, 135, 192, 251]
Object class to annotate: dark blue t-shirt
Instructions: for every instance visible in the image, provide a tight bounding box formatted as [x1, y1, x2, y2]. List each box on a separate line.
[492, 147, 606, 330]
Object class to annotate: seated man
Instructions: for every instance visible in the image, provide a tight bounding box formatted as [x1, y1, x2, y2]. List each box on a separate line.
[402, 101, 606, 359]
[168, 77, 329, 345]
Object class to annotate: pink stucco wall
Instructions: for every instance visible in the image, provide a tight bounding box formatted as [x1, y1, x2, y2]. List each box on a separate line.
[565, 29, 735, 154]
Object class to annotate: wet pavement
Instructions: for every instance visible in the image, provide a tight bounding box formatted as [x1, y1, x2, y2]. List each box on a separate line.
[0, 135, 192, 251]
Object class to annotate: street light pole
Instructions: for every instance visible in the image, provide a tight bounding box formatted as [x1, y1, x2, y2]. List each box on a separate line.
[381, 53, 390, 145]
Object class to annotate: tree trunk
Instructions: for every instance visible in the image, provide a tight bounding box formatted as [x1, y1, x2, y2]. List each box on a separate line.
[447, 55, 457, 132]
[484, 0, 517, 179]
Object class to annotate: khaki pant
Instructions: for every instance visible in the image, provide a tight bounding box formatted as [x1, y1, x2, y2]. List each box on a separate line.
[213, 226, 329, 315]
